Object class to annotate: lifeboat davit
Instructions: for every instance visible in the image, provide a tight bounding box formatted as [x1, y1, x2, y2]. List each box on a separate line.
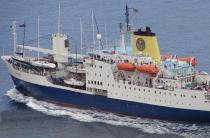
[117, 63, 136, 71]
[137, 65, 159, 74]
[178, 57, 198, 67]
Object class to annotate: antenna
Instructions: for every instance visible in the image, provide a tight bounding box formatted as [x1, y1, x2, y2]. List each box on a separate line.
[80, 17, 83, 55]
[37, 16, 40, 59]
[58, 3, 61, 34]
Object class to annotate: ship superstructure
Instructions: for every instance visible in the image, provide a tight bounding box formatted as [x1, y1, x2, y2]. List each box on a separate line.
[2, 5, 210, 122]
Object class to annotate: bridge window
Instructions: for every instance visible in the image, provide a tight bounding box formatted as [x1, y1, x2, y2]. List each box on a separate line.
[65, 39, 69, 47]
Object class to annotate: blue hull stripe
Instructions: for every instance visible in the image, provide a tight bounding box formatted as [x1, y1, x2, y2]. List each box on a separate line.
[11, 75, 210, 122]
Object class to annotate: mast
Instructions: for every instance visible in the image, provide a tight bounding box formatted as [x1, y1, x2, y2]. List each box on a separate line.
[75, 44, 78, 73]
[18, 21, 26, 56]
[12, 21, 17, 55]
[91, 9, 95, 50]
[92, 10, 102, 50]
[37, 16, 40, 59]
[80, 17, 83, 55]
[58, 3, 61, 34]
[104, 23, 108, 49]
[125, 3, 130, 31]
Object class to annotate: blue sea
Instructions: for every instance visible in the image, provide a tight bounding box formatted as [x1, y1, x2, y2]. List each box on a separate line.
[0, 0, 210, 138]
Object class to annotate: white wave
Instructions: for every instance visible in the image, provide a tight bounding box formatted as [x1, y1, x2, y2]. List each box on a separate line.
[5, 88, 210, 138]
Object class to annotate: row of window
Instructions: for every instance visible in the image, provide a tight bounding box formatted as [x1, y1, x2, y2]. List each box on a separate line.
[88, 80, 103, 86]
[90, 65, 103, 69]
[107, 83, 197, 99]
[110, 92, 194, 105]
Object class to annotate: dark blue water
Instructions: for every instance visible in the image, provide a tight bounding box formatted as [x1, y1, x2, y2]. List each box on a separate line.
[0, 0, 210, 138]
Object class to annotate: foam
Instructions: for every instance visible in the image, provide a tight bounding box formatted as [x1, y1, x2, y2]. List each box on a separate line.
[6, 88, 210, 138]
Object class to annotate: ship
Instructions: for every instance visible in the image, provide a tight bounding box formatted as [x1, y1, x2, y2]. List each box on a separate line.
[2, 4, 210, 122]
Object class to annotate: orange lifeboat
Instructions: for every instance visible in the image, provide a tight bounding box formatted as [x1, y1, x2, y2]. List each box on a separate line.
[136, 65, 159, 74]
[117, 63, 136, 72]
[178, 57, 198, 67]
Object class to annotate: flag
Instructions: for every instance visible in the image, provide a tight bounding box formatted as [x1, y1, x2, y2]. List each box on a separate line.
[19, 23, 26, 27]
[133, 8, 139, 13]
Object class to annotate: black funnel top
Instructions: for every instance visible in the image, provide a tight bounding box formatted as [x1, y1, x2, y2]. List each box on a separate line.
[133, 26, 156, 36]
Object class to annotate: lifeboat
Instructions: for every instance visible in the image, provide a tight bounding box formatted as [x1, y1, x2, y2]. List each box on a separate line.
[178, 57, 198, 67]
[136, 65, 159, 74]
[117, 63, 136, 71]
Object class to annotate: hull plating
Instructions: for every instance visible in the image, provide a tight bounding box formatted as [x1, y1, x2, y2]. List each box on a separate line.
[11, 75, 210, 122]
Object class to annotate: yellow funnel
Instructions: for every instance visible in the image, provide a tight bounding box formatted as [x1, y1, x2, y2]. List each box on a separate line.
[132, 27, 161, 64]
